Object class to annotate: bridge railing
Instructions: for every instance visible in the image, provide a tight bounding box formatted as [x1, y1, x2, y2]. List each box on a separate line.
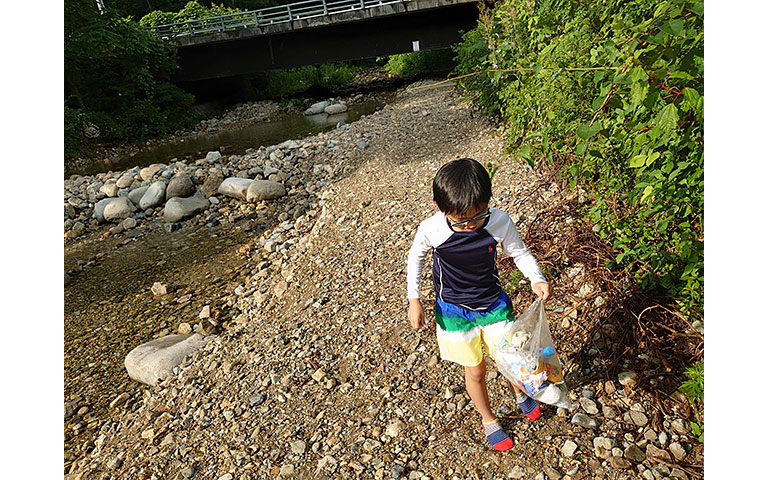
[147, 0, 405, 38]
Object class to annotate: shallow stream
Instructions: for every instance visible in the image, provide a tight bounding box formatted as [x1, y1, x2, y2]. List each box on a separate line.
[67, 99, 386, 178]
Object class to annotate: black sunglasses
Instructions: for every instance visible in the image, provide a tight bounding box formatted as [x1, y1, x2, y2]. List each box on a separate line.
[448, 211, 491, 228]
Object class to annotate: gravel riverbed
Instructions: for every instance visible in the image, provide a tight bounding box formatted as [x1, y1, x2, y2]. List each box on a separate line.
[65, 80, 703, 480]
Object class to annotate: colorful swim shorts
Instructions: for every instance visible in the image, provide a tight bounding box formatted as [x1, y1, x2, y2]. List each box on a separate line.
[434, 291, 516, 367]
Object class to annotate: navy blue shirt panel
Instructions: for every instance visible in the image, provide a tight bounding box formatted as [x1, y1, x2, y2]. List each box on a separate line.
[432, 223, 502, 311]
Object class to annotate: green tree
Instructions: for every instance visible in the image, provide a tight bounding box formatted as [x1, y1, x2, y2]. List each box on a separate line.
[65, 0, 195, 158]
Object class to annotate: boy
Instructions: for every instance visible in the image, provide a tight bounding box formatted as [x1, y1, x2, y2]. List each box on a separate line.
[406, 158, 551, 451]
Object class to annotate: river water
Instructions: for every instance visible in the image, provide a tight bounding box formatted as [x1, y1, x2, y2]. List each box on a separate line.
[68, 99, 387, 178]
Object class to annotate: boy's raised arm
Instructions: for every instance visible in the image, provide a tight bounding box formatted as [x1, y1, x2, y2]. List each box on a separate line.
[493, 212, 547, 286]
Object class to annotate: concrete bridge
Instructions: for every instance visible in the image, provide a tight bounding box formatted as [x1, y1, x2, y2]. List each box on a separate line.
[161, 0, 479, 82]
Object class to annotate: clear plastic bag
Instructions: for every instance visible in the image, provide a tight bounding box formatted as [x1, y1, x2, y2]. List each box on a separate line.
[496, 299, 573, 410]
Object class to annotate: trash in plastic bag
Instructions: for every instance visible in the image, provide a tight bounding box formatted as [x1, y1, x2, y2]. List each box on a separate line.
[496, 299, 573, 410]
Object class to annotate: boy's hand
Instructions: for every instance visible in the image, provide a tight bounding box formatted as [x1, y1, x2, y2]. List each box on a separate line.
[407, 298, 425, 330]
[533, 282, 551, 302]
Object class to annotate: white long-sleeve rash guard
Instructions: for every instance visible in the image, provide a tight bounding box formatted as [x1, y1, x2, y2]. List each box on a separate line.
[407, 207, 547, 311]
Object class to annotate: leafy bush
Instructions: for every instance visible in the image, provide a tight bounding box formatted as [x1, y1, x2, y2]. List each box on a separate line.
[65, 1, 196, 159]
[138, 10, 177, 27]
[453, 0, 704, 316]
[384, 49, 456, 76]
[139, 1, 249, 27]
[64, 107, 89, 160]
[680, 359, 703, 441]
[250, 62, 366, 99]
[679, 359, 703, 401]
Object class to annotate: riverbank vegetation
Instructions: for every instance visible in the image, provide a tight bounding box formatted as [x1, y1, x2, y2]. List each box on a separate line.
[65, 1, 198, 159]
[452, 0, 703, 435]
[64, 1, 459, 161]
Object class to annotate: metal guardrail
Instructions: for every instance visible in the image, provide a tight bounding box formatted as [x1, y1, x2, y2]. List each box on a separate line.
[147, 0, 406, 38]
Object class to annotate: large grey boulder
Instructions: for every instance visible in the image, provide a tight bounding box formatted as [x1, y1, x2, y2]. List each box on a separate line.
[324, 103, 348, 115]
[166, 174, 195, 199]
[304, 100, 330, 115]
[127, 186, 149, 206]
[99, 182, 118, 198]
[217, 177, 253, 200]
[103, 197, 136, 222]
[124, 334, 208, 386]
[94, 198, 113, 223]
[139, 181, 166, 210]
[116, 173, 136, 189]
[247, 180, 286, 202]
[163, 195, 209, 223]
[139, 164, 166, 181]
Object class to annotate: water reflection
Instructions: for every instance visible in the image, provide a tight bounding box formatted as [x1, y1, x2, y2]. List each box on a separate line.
[72, 100, 385, 177]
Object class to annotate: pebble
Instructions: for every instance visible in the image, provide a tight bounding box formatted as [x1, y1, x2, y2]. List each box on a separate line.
[626, 410, 648, 426]
[109, 392, 130, 408]
[618, 371, 638, 386]
[561, 440, 578, 457]
[571, 413, 598, 428]
[579, 397, 599, 414]
[290, 440, 307, 455]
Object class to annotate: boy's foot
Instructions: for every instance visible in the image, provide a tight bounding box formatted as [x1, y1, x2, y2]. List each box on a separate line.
[482, 420, 514, 451]
[516, 394, 542, 421]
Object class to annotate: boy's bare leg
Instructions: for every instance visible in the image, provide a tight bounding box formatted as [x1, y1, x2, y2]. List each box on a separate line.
[464, 360, 496, 422]
[466, 360, 514, 450]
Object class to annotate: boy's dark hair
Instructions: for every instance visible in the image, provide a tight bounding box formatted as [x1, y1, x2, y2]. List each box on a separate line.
[432, 158, 492, 214]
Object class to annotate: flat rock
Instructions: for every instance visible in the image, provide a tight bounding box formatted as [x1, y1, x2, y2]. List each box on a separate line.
[561, 440, 578, 457]
[116, 173, 136, 189]
[571, 413, 598, 428]
[103, 197, 136, 222]
[151, 282, 168, 296]
[94, 198, 114, 223]
[139, 164, 165, 181]
[200, 170, 225, 198]
[304, 100, 330, 115]
[124, 334, 209, 386]
[324, 103, 348, 115]
[246, 180, 286, 202]
[166, 174, 195, 199]
[618, 371, 638, 386]
[164, 195, 209, 223]
[218, 177, 254, 200]
[99, 181, 118, 197]
[139, 181, 166, 210]
[626, 410, 648, 426]
[127, 186, 149, 206]
[645, 444, 672, 462]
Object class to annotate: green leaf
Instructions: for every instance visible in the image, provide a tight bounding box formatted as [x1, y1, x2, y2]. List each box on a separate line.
[647, 151, 661, 165]
[641, 185, 654, 202]
[682, 87, 700, 110]
[630, 82, 649, 107]
[656, 103, 679, 132]
[630, 67, 647, 82]
[575, 142, 587, 155]
[629, 154, 647, 168]
[576, 122, 601, 140]
[659, 18, 685, 37]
